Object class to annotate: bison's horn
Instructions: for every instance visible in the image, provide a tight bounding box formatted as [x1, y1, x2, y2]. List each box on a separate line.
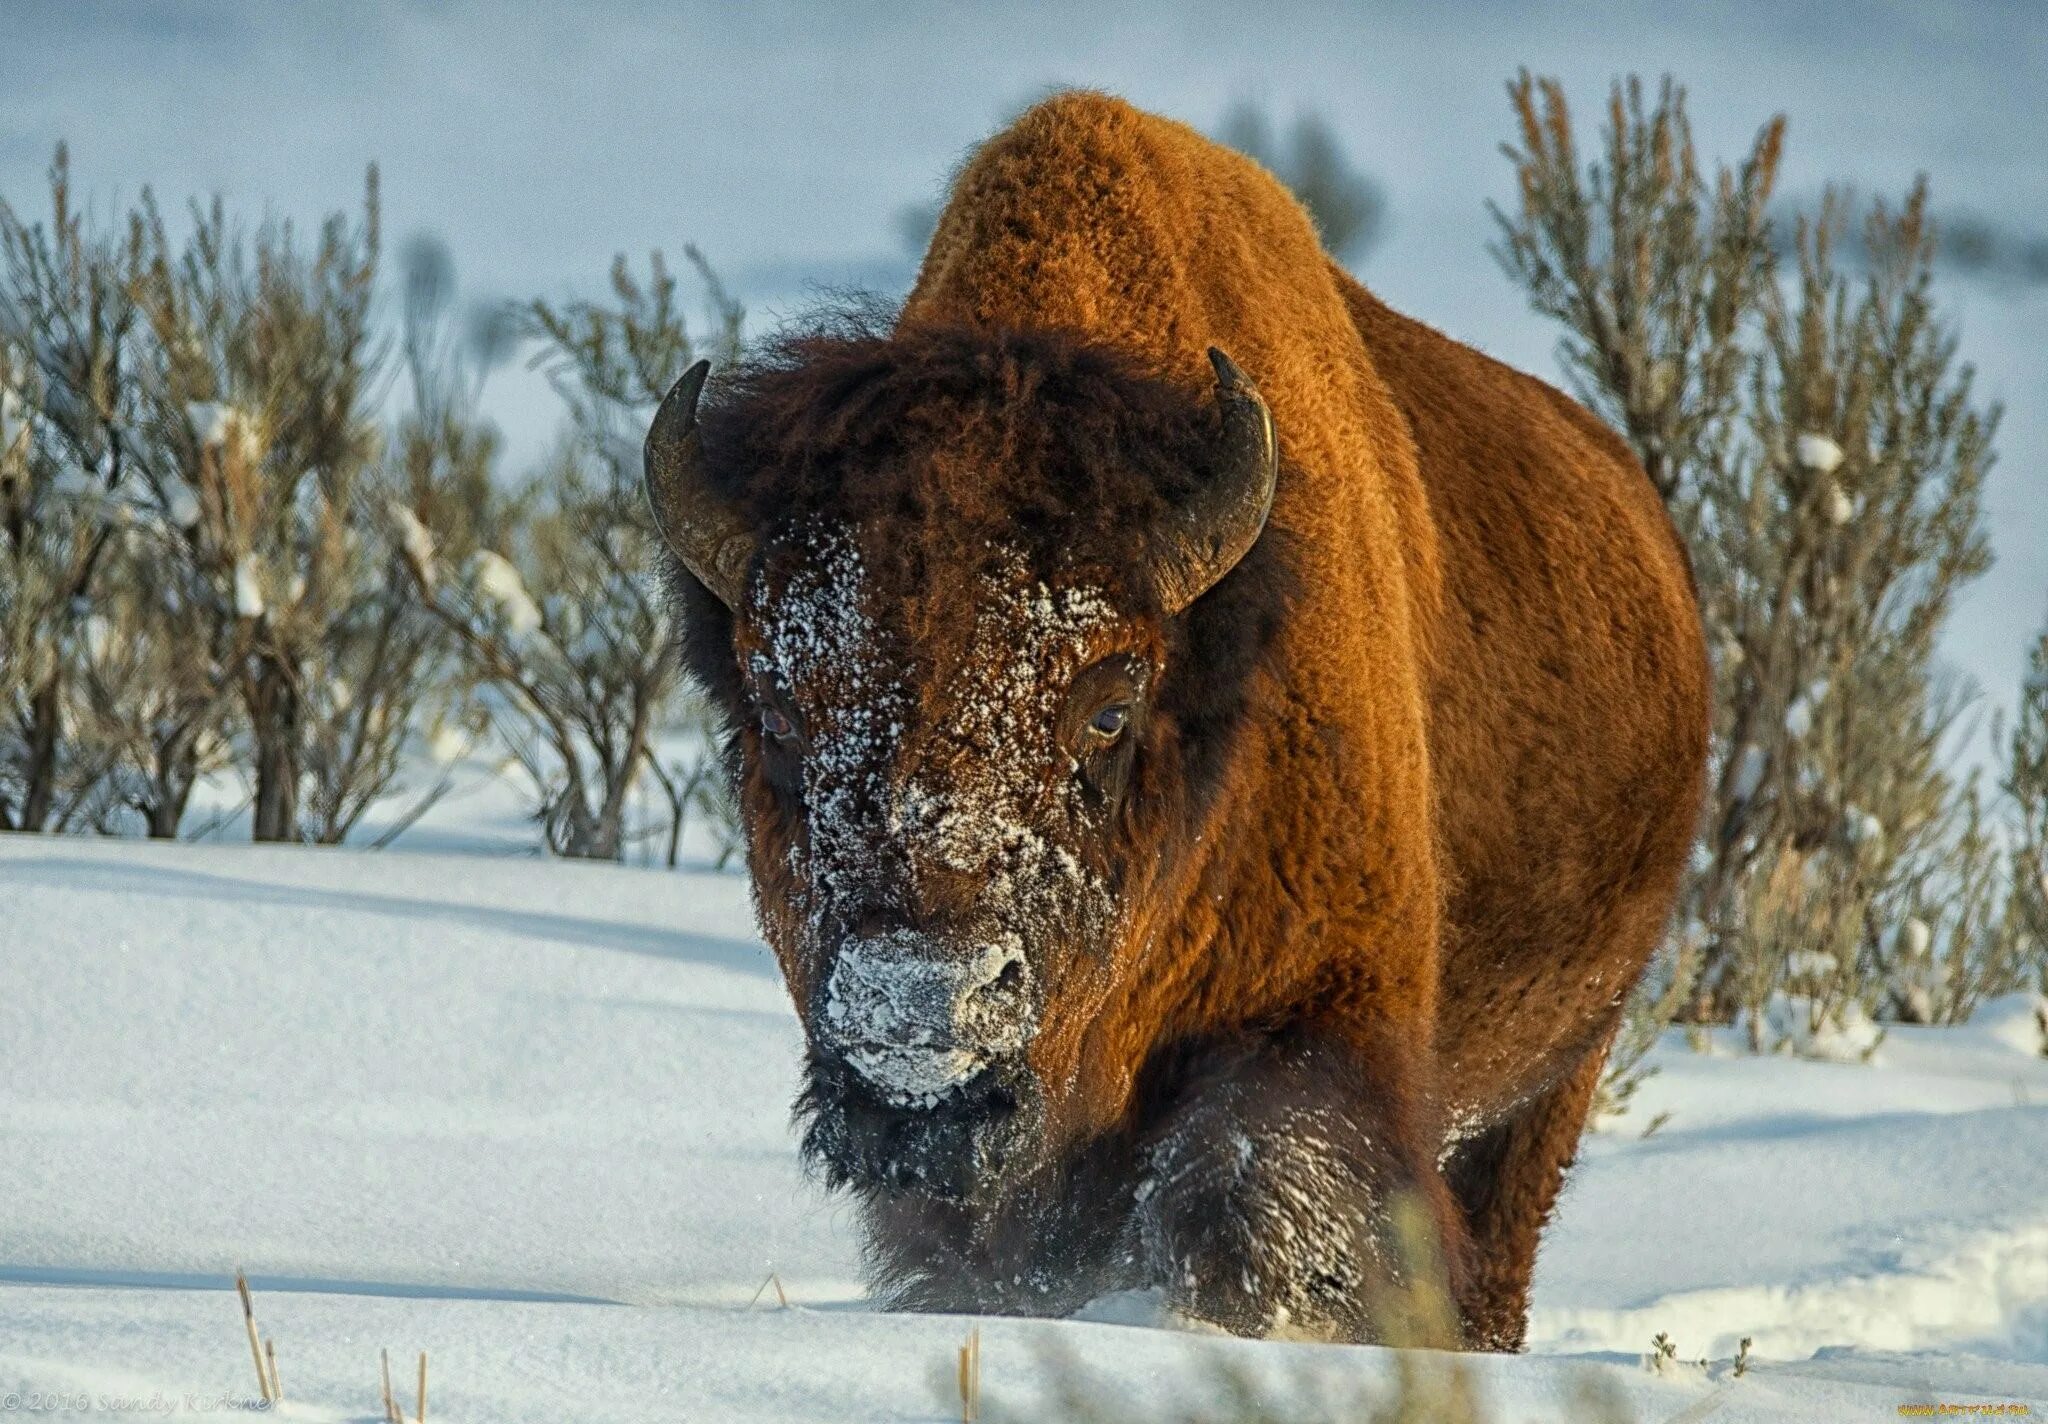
[644, 359, 753, 609]
[1151, 348, 1279, 614]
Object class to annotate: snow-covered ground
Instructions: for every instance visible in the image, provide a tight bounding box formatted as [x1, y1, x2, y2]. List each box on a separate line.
[3, 835, 2046, 1420]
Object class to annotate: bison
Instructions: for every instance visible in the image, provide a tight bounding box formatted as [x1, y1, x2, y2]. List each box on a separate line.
[645, 92, 1709, 1348]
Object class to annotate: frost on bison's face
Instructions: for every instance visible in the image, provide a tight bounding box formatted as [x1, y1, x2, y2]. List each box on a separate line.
[747, 531, 1149, 1203]
[650, 325, 1283, 1209]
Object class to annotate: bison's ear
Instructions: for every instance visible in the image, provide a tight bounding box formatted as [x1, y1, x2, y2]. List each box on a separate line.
[644, 359, 754, 609]
[1150, 348, 1278, 614]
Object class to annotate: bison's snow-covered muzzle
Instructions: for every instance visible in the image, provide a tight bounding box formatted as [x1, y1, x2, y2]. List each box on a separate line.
[798, 925, 1046, 1202]
[818, 928, 1036, 1107]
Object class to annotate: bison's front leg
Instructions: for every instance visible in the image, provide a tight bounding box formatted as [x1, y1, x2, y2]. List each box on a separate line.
[1131, 1031, 1467, 1343]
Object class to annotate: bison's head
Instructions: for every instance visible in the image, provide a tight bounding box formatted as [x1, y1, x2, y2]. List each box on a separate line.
[647, 325, 1281, 1204]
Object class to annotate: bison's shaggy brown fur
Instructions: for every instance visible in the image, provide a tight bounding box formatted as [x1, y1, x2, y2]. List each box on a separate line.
[664, 92, 1708, 1348]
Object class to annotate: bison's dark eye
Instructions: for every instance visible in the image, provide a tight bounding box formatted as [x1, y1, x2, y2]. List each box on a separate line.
[1088, 705, 1131, 741]
[761, 708, 797, 742]
[1064, 656, 1145, 767]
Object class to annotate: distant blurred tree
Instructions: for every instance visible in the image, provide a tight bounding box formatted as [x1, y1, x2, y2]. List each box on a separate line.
[1492, 73, 2030, 1072]
[892, 200, 942, 262]
[1772, 199, 2048, 289]
[1216, 101, 1386, 264]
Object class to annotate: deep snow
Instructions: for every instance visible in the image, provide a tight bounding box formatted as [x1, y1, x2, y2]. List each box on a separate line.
[3, 835, 2046, 1420]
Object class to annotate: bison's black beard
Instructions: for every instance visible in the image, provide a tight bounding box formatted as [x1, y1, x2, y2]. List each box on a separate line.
[795, 1048, 1044, 1206]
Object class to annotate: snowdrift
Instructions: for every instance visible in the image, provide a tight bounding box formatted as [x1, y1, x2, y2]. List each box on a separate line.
[3, 837, 2044, 1420]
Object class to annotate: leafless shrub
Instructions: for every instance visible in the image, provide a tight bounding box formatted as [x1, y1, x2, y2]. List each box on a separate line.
[0, 145, 153, 831]
[2, 146, 472, 844]
[2004, 625, 2048, 989]
[395, 243, 741, 859]
[1491, 73, 2034, 1079]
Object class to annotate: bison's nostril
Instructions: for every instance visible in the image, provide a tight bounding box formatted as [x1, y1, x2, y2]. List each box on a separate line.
[851, 907, 900, 940]
[986, 955, 1026, 999]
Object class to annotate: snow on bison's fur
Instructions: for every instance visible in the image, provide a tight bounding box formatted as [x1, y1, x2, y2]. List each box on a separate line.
[646, 92, 1709, 1348]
